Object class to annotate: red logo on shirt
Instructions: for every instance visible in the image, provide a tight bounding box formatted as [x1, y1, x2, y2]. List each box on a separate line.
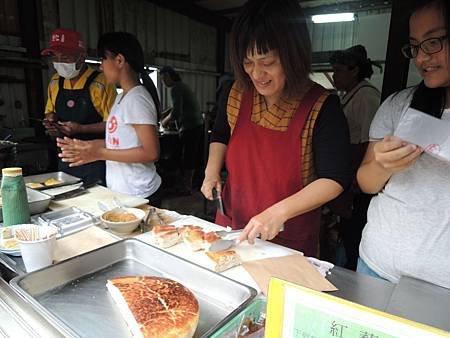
[108, 116, 118, 133]
[425, 144, 440, 154]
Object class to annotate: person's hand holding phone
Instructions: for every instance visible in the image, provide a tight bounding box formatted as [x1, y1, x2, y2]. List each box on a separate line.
[43, 113, 62, 137]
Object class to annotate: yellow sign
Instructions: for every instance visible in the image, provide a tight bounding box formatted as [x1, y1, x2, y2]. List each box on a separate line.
[266, 278, 450, 338]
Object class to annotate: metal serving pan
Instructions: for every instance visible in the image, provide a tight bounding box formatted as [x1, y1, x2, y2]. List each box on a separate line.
[24, 171, 81, 190]
[10, 238, 257, 338]
[37, 207, 99, 237]
[0, 188, 52, 222]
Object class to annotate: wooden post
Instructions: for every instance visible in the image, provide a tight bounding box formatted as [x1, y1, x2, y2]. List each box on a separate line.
[18, 0, 45, 136]
[381, 0, 411, 101]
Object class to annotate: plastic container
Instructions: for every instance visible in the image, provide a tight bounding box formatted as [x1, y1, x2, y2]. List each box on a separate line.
[1, 167, 30, 226]
[210, 298, 266, 338]
[16, 224, 58, 272]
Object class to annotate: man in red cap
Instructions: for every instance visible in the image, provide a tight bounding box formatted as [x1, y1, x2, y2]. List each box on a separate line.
[42, 28, 116, 184]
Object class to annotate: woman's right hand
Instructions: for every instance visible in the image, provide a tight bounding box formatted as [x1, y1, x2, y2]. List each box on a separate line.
[201, 174, 222, 200]
[373, 136, 423, 174]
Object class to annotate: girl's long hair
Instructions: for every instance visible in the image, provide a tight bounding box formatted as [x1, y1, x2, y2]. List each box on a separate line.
[97, 32, 161, 115]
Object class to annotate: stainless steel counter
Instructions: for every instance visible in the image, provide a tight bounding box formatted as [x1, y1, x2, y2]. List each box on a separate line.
[328, 266, 450, 332]
[0, 271, 64, 337]
[327, 265, 395, 311]
[0, 254, 448, 336]
[386, 277, 450, 332]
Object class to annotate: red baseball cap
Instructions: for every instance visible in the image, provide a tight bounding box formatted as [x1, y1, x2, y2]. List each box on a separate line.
[41, 28, 86, 56]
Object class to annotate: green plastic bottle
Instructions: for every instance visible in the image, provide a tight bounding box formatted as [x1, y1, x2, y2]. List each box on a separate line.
[1, 167, 30, 226]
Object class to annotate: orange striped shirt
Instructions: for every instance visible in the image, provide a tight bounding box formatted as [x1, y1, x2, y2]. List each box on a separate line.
[226, 82, 329, 186]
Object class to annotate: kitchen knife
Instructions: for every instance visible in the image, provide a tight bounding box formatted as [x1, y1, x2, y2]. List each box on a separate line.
[208, 230, 242, 252]
[209, 224, 285, 252]
[211, 187, 224, 215]
[53, 180, 100, 200]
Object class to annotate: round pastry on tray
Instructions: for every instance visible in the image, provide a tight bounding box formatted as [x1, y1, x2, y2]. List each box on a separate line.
[107, 276, 199, 338]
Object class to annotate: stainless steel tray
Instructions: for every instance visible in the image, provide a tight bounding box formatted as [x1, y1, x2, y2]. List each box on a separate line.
[24, 172, 81, 190]
[0, 188, 52, 222]
[37, 207, 99, 237]
[10, 239, 257, 338]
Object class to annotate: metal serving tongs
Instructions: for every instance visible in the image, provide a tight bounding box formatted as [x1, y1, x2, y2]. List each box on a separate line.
[142, 207, 164, 233]
[140, 208, 153, 233]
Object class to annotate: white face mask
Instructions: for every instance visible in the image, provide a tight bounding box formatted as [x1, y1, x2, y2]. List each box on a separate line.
[53, 62, 80, 79]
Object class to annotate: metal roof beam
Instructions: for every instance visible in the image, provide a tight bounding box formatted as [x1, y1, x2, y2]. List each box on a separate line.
[302, 0, 392, 15]
[144, 0, 232, 31]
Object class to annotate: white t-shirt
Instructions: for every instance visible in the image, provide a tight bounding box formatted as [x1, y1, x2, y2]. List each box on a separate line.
[341, 80, 381, 144]
[105, 85, 161, 198]
[359, 87, 450, 288]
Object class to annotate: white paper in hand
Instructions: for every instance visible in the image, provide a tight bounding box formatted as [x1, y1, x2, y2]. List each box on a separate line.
[394, 108, 450, 162]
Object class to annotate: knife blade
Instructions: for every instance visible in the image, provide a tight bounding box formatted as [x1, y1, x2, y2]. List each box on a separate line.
[209, 224, 285, 252]
[208, 230, 243, 252]
[52, 180, 99, 200]
[208, 238, 236, 252]
[211, 187, 224, 215]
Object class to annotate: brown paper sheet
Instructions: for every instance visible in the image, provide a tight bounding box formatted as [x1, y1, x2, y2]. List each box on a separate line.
[243, 254, 337, 295]
[54, 226, 118, 262]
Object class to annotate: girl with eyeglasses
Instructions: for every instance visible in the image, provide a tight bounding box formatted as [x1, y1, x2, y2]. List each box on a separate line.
[356, 0, 450, 288]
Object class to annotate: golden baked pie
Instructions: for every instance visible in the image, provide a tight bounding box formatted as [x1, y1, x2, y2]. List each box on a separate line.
[107, 276, 199, 338]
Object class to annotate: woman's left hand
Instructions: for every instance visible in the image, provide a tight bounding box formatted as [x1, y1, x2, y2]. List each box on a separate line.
[57, 137, 100, 167]
[238, 207, 286, 245]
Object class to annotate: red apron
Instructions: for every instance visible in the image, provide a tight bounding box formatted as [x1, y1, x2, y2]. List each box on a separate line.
[216, 85, 326, 256]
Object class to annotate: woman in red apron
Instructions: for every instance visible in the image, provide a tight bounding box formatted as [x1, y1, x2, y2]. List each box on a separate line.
[201, 0, 352, 257]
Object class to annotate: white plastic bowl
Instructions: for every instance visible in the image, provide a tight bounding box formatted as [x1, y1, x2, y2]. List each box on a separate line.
[100, 207, 146, 235]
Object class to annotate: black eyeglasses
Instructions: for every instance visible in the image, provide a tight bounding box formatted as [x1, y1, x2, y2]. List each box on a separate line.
[401, 35, 448, 59]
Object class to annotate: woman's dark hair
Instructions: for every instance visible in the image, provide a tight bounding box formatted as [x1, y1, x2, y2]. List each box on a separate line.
[330, 45, 383, 81]
[97, 32, 161, 114]
[408, 0, 449, 118]
[229, 0, 311, 98]
[160, 66, 181, 82]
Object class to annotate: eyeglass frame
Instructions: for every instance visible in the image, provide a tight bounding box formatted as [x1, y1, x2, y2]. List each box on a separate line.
[401, 35, 448, 59]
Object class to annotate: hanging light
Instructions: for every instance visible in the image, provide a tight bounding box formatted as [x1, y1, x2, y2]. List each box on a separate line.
[312, 13, 355, 23]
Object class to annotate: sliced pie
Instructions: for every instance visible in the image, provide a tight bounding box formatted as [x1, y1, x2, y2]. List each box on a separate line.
[149, 225, 181, 248]
[205, 250, 242, 272]
[202, 231, 221, 251]
[183, 229, 205, 251]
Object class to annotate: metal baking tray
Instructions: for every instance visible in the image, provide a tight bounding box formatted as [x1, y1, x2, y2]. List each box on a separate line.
[24, 171, 81, 190]
[0, 188, 52, 222]
[10, 238, 257, 338]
